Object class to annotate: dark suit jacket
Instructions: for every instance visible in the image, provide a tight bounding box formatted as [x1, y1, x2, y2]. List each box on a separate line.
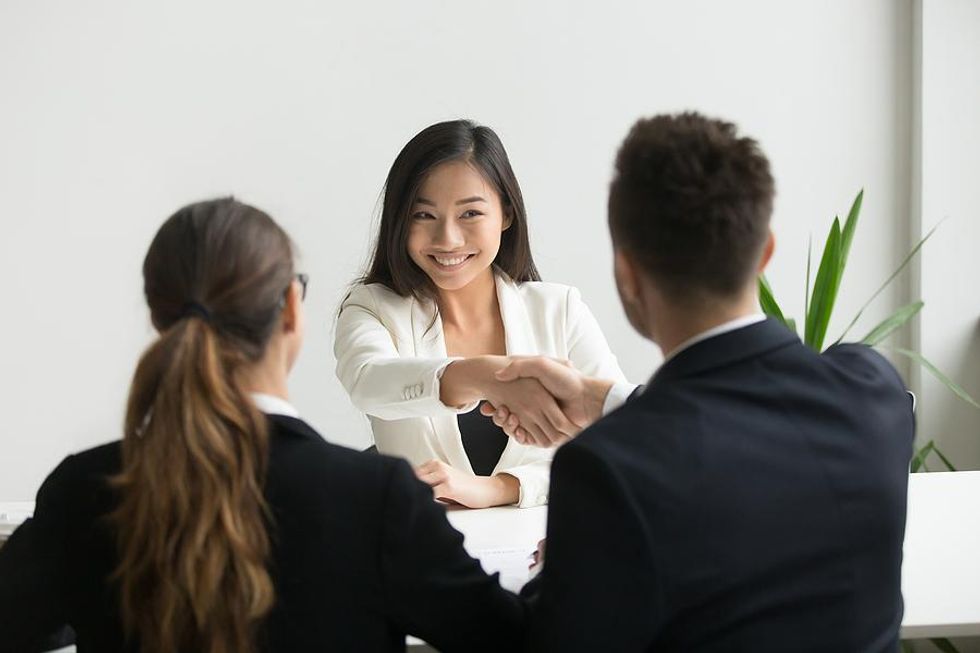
[524, 319, 914, 652]
[0, 415, 524, 652]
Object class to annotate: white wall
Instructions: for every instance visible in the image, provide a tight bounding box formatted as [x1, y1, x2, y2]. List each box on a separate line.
[915, 0, 980, 472]
[0, 0, 919, 499]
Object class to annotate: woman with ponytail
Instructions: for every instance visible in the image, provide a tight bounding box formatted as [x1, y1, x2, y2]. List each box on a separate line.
[0, 198, 524, 652]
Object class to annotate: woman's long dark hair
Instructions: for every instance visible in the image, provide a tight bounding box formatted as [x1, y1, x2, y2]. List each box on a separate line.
[109, 198, 295, 653]
[361, 119, 540, 303]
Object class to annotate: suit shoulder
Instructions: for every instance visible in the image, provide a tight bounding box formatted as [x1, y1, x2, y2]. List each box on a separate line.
[51, 441, 122, 481]
[564, 395, 683, 469]
[557, 406, 646, 465]
[823, 342, 907, 390]
[268, 417, 406, 491]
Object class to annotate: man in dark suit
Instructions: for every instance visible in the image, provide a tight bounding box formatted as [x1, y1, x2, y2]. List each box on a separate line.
[495, 112, 914, 651]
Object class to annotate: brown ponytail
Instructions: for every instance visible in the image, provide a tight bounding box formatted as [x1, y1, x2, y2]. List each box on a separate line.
[109, 198, 295, 653]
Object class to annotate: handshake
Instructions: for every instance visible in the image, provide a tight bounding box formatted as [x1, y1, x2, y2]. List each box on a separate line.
[475, 357, 614, 448]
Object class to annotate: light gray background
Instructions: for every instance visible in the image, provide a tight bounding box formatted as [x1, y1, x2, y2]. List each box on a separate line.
[0, 1, 976, 509]
[2, 1, 978, 651]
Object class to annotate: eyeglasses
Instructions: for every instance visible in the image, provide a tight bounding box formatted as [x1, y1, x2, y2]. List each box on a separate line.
[295, 273, 309, 301]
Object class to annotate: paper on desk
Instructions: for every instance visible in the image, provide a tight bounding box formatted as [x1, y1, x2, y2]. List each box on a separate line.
[471, 546, 535, 593]
[0, 503, 34, 539]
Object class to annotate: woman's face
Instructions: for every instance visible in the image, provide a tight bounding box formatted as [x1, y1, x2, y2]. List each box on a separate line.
[406, 160, 511, 293]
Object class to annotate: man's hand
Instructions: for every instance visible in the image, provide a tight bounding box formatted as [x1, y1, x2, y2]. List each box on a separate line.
[529, 537, 546, 572]
[480, 358, 613, 446]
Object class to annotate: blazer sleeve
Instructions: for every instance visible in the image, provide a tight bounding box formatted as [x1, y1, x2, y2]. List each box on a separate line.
[379, 459, 526, 651]
[334, 284, 478, 421]
[496, 458, 552, 509]
[0, 458, 73, 653]
[522, 441, 662, 652]
[564, 287, 633, 385]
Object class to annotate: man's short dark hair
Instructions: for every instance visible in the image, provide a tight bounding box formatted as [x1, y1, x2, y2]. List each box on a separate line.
[608, 112, 774, 304]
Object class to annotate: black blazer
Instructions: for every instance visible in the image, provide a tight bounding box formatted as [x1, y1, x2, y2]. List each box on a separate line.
[524, 319, 914, 652]
[0, 414, 524, 652]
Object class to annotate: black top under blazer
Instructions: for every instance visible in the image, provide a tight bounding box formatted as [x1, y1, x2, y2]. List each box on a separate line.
[524, 319, 914, 652]
[0, 414, 524, 652]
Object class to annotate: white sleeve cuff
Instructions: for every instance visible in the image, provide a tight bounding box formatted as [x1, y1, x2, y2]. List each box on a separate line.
[602, 381, 639, 416]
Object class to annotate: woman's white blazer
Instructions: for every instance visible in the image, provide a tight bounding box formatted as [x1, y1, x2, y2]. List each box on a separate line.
[334, 272, 628, 508]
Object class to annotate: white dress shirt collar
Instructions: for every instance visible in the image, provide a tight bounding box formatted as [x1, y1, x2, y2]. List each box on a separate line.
[663, 313, 767, 364]
[249, 393, 300, 418]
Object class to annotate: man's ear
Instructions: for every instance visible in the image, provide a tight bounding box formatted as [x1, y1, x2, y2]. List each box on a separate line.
[757, 229, 775, 273]
[613, 248, 641, 303]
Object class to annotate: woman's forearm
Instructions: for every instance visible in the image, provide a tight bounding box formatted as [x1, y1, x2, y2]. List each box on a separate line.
[489, 473, 520, 506]
[439, 356, 509, 408]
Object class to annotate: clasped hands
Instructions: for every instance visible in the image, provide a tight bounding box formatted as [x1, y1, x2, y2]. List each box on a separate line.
[479, 356, 610, 447]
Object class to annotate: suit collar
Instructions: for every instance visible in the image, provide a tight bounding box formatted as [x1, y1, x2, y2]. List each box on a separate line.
[649, 318, 799, 388]
[267, 413, 323, 442]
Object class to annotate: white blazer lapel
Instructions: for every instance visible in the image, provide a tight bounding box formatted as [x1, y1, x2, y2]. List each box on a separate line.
[409, 294, 444, 358]
[493, 272, 546, 473]
[495, 271, 538, 356]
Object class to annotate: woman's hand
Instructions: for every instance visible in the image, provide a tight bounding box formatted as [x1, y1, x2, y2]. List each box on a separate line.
[415, 459, 519, 508]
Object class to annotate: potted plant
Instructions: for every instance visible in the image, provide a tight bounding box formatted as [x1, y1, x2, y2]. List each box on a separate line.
[758, 191, 978, 653]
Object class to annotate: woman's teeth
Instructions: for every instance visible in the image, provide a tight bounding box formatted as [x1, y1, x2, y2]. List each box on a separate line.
[434, 255, 469, 267]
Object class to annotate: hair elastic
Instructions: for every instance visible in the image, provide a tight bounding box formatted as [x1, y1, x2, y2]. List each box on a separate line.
[181, 301, 212, 322]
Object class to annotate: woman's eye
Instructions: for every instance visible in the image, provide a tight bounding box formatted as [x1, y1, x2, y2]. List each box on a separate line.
[412, 211, 435, 220]
[461, 210, 483, 219]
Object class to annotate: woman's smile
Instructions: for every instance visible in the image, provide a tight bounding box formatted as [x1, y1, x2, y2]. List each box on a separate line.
[429, 252, 476, 271]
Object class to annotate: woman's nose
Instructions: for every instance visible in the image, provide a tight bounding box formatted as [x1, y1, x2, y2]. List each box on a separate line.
[432, 217, 465, 249]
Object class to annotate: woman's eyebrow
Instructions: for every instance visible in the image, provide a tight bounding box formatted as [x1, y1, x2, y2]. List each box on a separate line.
[456, 196, 487, 205]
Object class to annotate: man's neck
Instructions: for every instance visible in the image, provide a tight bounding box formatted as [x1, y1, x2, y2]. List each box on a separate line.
[651, 293, 762, 359]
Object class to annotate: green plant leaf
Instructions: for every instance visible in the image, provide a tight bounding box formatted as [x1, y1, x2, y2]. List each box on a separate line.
[860, 301, 924, 346]
[805, 217, 843, 351]
[836, 221, 941, 344]
[785, 317, 797, 335]
[891, 348, 980, 409]
[929, 637, 961, 653]
[910, 441, 934, 473]
[758, 275, 786, 322]
[931, 445, 958, 472]
[839, 189, 863, 278]
[804, 235, 812, 322]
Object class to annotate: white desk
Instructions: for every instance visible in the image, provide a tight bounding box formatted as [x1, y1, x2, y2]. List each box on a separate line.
[3, 472, 979, 641]
[900, 470, 980, 639]
[444, 504, 547, 591]
[0, 501, 33, 542]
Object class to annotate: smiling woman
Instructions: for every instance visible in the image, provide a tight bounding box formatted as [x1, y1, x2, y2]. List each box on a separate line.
[334, 120, 634, 509]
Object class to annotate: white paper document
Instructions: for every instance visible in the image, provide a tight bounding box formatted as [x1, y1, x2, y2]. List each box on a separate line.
[471, 545, 535, 593]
